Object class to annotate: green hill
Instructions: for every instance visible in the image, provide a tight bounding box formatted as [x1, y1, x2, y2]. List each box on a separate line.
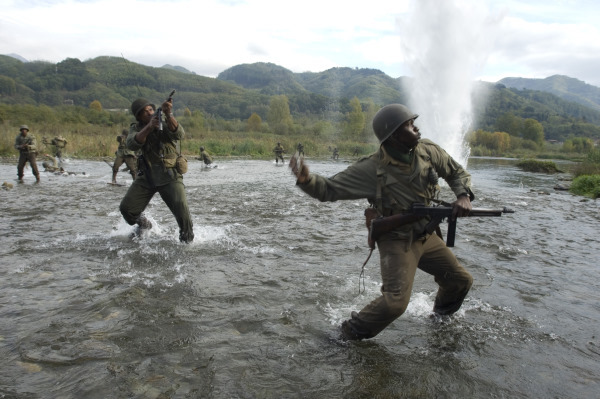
[2, 54, 600, 141]
[498, 75, 600, 112]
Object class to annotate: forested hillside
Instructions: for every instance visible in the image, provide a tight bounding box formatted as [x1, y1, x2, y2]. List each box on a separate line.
[499, 75, 600, 112]
[2, 54, 600, 141]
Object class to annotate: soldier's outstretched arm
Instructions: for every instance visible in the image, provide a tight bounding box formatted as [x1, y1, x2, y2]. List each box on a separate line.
[289, 152, 310, 184]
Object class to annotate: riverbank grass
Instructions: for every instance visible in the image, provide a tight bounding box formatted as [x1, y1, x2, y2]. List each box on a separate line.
[515, 159, 563, 173]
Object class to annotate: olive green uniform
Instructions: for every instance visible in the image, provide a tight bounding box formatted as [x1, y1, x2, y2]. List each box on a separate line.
[15, 132, 40, 181]
[297, 139, 474, 339]
[113, 134, 138, 180]
[119, 121, 194, 243]
[199, 149, 213, 165]
[273, 144, 285, 163]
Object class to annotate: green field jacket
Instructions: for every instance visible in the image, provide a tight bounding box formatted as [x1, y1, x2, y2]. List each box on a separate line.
[297, 139, 474, 240]
[14, 134, 38, 153]
[126, 120, 185, 186]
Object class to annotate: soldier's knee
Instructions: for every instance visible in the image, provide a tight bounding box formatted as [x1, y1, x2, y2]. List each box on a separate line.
[383, 292, 410, 318]
[119, 200, 135, 224]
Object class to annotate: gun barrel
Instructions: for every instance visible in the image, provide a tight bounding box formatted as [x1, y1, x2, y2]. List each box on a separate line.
[468, 207, 515, 217]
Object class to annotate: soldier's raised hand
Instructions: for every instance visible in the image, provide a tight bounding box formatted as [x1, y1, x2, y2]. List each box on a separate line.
[289, 152, 310, 184]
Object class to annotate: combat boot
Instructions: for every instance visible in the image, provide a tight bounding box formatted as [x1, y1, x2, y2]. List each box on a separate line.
[131, 215, 153, 238]
[339, 311, 370, 341]
[179, 230, 194, 244]
[35, 175, 40, 183]
[136, 215, 152, 230]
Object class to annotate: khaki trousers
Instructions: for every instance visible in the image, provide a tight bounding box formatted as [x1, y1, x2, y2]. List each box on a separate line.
[113, 155, 138, 180]
[349, 233, 473, 338]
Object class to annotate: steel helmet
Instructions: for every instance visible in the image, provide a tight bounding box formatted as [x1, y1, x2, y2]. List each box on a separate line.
[19, 125, 29, 132]
[200, 146, 205, 151]
[372, 104, 418, 144]
[130, 98, 155, 119]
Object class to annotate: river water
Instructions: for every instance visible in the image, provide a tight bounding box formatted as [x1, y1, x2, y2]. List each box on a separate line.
[0, 156, 598, 398]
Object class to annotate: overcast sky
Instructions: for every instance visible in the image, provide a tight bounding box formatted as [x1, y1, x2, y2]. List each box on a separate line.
[2, 0, 600, 86]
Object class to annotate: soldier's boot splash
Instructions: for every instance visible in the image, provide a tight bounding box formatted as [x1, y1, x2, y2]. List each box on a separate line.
[111, 171, 118, 184]
[131, 215, 153, 238]
[35, 175, 40, 183]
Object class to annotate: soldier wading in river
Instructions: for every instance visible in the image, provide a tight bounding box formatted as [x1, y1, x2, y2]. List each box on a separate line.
[119, 97, 194, 243]
[290, 104, 474, 340]
[14, 125, 41, 183]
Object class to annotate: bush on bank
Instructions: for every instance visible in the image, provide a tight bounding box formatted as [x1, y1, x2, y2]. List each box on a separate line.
[570, 175, 600, 199]
[515, 159, 563, 173]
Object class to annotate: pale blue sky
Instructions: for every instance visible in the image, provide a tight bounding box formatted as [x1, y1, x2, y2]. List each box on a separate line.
[1, 0, 600, 85]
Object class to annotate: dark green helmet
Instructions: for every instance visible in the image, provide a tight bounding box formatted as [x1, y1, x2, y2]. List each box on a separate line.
[372, 104, 418, 144]
[130, 98, 155, 119]
[19, 125, 29, 132]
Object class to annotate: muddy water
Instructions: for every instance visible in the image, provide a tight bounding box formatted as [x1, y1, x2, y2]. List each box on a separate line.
[0, 157, 598, 398]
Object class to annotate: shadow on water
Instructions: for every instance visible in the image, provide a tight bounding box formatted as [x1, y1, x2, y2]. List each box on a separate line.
[1, 157, 599, 398]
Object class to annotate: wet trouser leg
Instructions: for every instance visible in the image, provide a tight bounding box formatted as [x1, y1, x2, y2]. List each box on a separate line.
[157, 180, 194, 243]
[17, 152, 27, 179]
[17, 152, 40, 180]
[112, 156, 125, 182]
[346, 234, 472, 339]
[124, 156, 138, 180]
[418, 235, 473, 315]
[28, 153, 40, 178]
[119, 178, 156, 225]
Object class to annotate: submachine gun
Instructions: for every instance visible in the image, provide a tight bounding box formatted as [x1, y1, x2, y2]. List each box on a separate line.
[368, 202, 514, 248]
[155, 89, 176, 132]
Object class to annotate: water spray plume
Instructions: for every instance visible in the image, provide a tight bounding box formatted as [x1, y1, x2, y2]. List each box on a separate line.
[399, 0, 499, 167]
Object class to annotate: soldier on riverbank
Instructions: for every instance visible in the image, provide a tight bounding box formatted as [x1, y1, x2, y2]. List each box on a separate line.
[289, 104, 474, 341]
[119, 97, 194, 243]
[112, 129, 138, 183]
[14, 125, 41, 183]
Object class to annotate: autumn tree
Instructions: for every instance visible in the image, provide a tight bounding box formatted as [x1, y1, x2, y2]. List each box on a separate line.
[343, 96, 365, 140]
[267, 95, 293, 135]
[89, 100, 102, 111]
[247, 112, 262, 132]
[362, 98, 377, 141]
[522, 118, 544, 147]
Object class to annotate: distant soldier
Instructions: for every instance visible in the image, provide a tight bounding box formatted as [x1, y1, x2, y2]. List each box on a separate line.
[112, 129, 138, 183]
[352, 147, 360, 156]
[297, 142, 305, 156]
[332, 147, 339, 160]
[42, 154, 63, 173]
[14, 125, 40, 183]
[50, 135, 68, 161]
[198, 146, 213, 165]
[273, 142, 285, 164]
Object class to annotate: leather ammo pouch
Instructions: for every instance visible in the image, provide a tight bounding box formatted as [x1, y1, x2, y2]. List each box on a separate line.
[162, 153, 178, 168]
[176, 154, 188, 174]
[161, 152, 188, 174]
[175, 139, 187, 174]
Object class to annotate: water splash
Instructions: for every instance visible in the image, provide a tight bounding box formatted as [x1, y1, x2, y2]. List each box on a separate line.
[399, 0, 501, 166]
